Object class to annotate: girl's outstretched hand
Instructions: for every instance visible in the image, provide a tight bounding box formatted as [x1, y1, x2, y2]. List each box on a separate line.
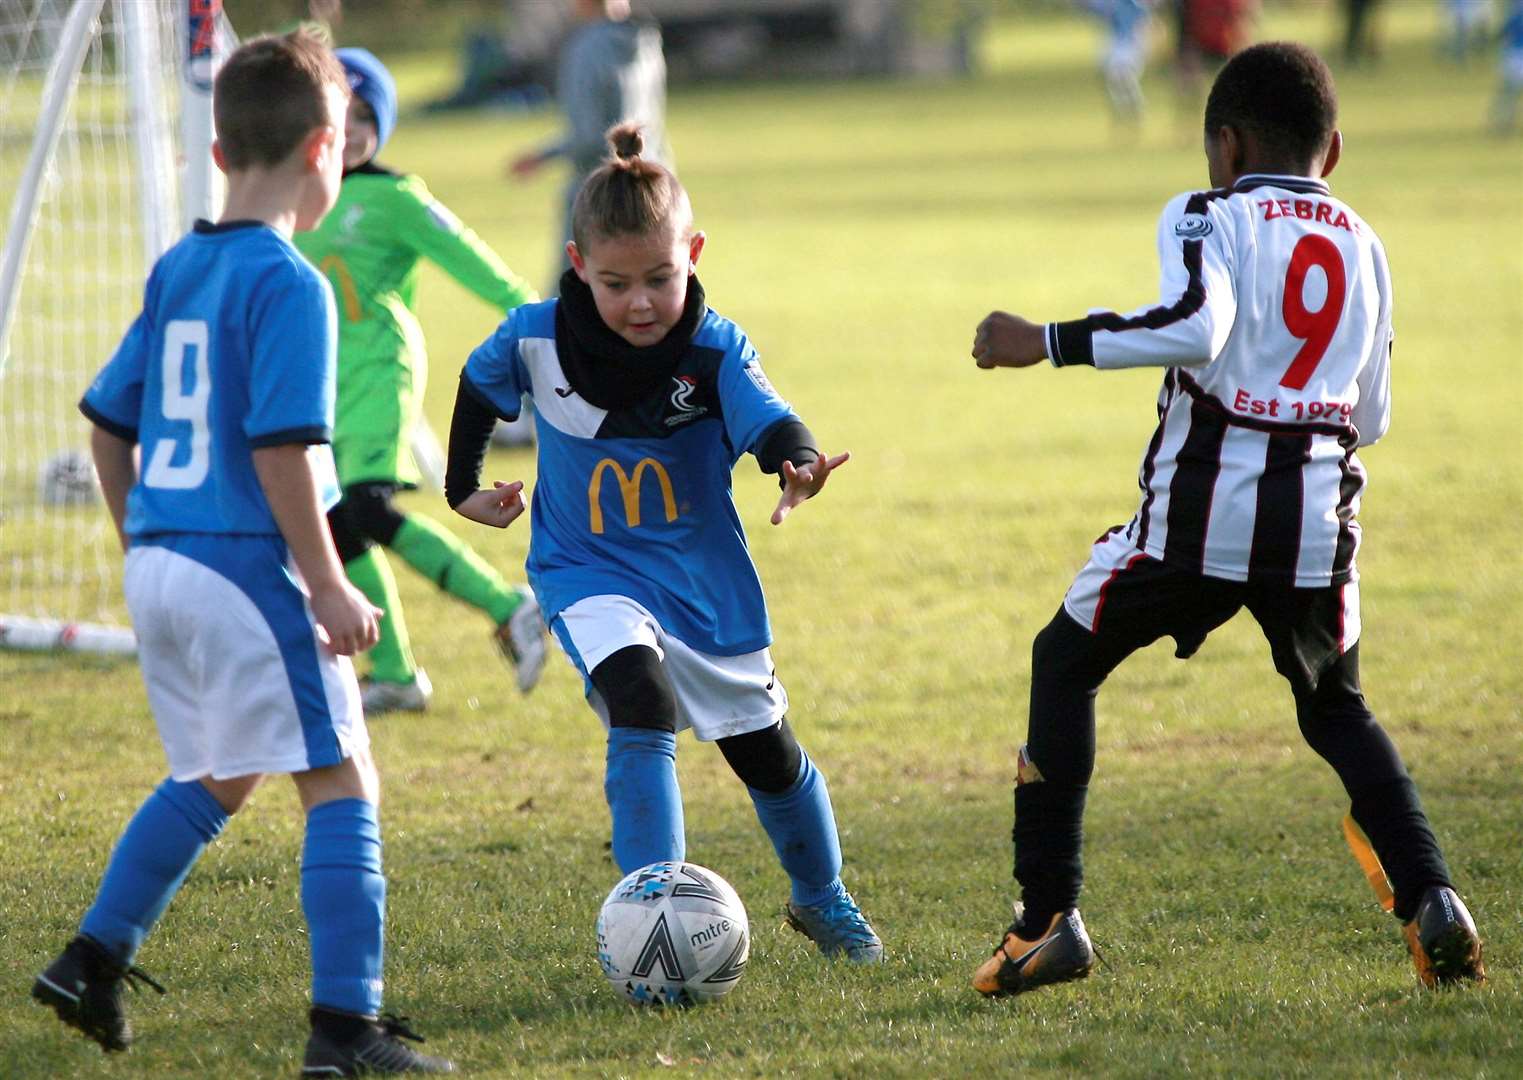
[771, 451, 850, 526]
[454, 480, 527, 528]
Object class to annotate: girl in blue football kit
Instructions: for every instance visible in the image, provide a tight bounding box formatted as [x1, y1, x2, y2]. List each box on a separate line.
[445, 122, 881, 963]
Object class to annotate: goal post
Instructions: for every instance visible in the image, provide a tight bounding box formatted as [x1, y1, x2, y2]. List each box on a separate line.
[0, 0, 228, 655]
[0, 0, 106, 372]
[0, 1, 439, 656]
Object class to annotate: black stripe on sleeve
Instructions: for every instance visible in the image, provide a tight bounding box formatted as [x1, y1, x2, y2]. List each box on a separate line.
[1248, 430, 1313, 581]
[1050, 320, 1094, 367]
[1162, 396, 1228, 573]
[1088, 238, 1206, 336]
[1081, 189, 1227, 344]
[78, 399, 136, 443]
[249, 425, 331, 448]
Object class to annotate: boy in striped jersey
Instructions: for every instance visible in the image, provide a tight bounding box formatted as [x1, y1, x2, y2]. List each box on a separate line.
[968, 42, 1484, 996]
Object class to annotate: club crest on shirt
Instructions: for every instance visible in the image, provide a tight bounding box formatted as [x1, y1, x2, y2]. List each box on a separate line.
[665, 375, 708, 427]
[1174, 213, 1213, 240]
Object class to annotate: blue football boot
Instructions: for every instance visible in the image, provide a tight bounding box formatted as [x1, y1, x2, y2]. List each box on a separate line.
[784, 889, 883, 964]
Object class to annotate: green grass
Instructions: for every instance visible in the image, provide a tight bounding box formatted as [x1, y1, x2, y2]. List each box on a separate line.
[3, 5, 1521, 1076]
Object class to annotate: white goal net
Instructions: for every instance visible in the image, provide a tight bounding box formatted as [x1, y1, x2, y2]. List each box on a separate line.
[0, 0, 230, 653]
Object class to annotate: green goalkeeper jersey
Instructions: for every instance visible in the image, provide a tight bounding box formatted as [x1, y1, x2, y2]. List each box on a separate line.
[295, 163, 536, 487]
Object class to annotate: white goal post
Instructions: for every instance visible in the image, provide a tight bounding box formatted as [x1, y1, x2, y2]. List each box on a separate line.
[0, 0, 229, 654]
[0, 1, 449, 656]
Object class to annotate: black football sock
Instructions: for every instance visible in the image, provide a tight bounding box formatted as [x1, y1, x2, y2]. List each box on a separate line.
[1349, 777, 1452, 921]
[1296, 647, 1452, 921]
[1012, 610, 1111, 935]
[1012, 780, 1088, 934]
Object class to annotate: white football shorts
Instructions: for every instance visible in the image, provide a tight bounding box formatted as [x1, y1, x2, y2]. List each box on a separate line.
[124, 534, 367, 781]
[551, 594, 787, 741]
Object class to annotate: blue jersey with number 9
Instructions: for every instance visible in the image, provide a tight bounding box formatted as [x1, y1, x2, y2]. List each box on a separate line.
[80, 221, 341, 538]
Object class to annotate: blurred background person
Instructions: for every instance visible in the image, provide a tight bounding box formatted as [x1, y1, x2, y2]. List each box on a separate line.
[496, 0, 671, 449]
[1173, 0, 1256, 130]
[1447, 0, 1493, 63]
[1492, 0, 1523, 130]
[1342, 0, 1385, 65]
[1080, 0, 1155, 127]
[505, 0, 671, 290]
[1096, 0, 1151, 126]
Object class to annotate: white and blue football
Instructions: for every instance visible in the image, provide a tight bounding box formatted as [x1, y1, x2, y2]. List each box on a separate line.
[595, 861, 749, 1006]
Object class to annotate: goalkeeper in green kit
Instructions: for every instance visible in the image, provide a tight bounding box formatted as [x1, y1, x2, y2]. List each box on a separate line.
[297, 47, 546, 713]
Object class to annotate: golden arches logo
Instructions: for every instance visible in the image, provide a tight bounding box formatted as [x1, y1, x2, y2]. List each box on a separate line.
[318, 254, 363, 323]
[587, 457, 677, 534]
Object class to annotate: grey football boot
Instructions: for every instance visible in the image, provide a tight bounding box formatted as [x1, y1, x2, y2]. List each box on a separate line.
[493, 588, 546, 694]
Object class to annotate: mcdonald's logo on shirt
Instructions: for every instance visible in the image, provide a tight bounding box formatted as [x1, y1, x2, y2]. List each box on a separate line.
[587, 457, 678, 534]
[317, 254, 363, 323]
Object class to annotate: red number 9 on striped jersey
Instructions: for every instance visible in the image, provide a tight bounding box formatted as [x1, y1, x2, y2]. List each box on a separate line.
[1278, 233, 1347, 391]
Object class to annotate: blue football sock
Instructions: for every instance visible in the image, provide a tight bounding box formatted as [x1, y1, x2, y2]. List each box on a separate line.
[604, 727, 684, 874]
[80, 778, 229, 963]
[749, 752, 846, 907]
[301, 798, 385, 1016]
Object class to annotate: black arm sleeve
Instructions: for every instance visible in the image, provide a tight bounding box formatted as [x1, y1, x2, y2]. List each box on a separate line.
[444, 376, 501, 509]
[754, 418, 820, 488]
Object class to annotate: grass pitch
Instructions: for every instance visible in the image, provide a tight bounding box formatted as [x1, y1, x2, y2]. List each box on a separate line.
[2, 6, 1520, 1076]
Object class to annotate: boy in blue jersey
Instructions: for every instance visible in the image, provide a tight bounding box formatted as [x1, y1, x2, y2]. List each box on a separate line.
[447, 123, 883, 964]
[31, 31, 454, 1075]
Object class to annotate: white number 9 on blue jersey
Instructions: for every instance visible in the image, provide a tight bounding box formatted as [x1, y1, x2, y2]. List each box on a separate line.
[144, 319, 211, 490]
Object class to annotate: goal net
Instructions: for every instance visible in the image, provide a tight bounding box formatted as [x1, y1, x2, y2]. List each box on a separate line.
[0, 0, 231, 653]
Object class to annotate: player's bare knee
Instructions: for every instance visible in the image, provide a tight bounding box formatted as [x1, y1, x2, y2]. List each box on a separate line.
[293, 749, 380, 812]
[200, 773, 263, 814]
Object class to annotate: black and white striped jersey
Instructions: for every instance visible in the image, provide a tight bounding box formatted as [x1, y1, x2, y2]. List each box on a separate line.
[1045, 173, 1393, 587]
